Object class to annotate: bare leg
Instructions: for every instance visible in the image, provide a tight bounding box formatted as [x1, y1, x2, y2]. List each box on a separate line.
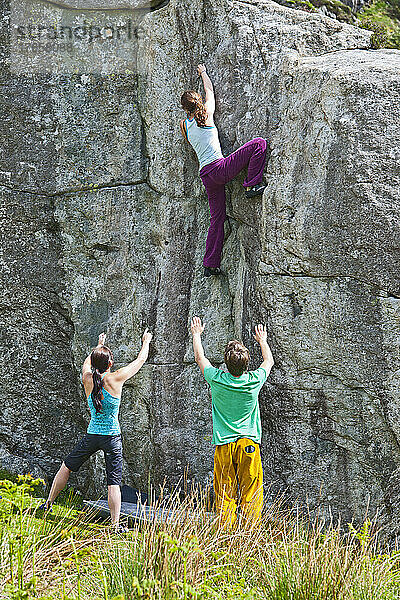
[46, 462, 71, 507]
[108, 484, 121, 528]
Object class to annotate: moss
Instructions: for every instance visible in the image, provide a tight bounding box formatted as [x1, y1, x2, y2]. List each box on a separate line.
[311, 0, 354, 22]
[356, 0, 400, 49]
[275, 0, 317, 11]
[358, 17, 391, 47]
[272, 0, 355, 19]
[273, 0, 400, 47]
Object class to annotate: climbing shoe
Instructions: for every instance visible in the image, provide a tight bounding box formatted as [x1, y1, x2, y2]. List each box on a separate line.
[245, 183, 266, 198]
[204, 267, 221, 277]
[37, 502, 53, 514]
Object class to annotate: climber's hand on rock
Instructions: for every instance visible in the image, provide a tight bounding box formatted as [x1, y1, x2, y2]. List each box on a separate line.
[142, 328, 153, 345]
[197, 64, 206, 76]
[253, 324, 268, 344]
[191, 316, 205, 335]
[98, 333, 106, 346]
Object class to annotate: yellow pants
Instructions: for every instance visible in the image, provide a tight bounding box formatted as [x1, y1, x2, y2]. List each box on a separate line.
[214, 438, 263, 528]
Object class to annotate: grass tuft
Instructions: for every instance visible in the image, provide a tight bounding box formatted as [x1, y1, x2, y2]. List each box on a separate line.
[1, 475, 400, 599]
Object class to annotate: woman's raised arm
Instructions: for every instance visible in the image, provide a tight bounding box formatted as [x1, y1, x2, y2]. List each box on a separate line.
[198, 64, 215, 119]
[112, 328, 153, 385]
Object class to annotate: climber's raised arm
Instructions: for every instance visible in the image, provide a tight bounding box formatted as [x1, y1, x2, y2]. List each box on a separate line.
[253, 324, 274, 376]
[198, 64, 215, 119]
[191, 316, 212, 375]
[112, 328, 153, 385]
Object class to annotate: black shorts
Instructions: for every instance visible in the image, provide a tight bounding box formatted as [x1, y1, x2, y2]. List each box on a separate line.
[64, 433, 123, 486]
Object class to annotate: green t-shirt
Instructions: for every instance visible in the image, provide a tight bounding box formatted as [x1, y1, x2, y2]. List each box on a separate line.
[203, 365, 267, 446]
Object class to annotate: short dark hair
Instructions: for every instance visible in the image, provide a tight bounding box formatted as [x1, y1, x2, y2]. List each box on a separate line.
[224, 340, 250, 376]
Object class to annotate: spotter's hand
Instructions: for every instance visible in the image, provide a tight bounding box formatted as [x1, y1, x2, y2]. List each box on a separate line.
[191, 316, 205, 335]
[253, 324, 268, 344]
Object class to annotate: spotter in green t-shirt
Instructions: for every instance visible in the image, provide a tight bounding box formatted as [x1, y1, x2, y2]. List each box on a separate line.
[191, 317, 274, 526]
[204, 365, 267, 445]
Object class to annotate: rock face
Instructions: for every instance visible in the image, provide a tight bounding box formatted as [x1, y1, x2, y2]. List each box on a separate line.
[1, 0, 400, 532]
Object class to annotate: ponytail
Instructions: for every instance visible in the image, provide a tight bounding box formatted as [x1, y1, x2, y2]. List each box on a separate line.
[91, 368, 103, 413]
[181, 90, 208, 128]
[90, 345, 114, 414]
[193, 101, 207, 128]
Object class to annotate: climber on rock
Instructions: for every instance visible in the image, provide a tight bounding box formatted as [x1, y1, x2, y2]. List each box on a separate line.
[38, 329, 152, 533]
[190, 316, 274, 527]
[180, 64, 268, 278]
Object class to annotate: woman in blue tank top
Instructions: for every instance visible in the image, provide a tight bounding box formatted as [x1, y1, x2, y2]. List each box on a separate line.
[180, 64, 268, 277]
[39, 329, 152, 532]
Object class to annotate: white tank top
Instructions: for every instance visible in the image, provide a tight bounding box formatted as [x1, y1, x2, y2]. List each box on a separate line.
[185, 118, 224, 171]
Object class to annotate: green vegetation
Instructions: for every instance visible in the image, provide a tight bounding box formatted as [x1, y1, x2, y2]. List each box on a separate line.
[313, 0, 354, 22]
[273, 0, 318, 13]
[271, 0, 355, 19]
[357, 0, 400, 48]
[0, 467, 82, 508]
[274, 0, 400, 48]
[2, 475, 400, 599]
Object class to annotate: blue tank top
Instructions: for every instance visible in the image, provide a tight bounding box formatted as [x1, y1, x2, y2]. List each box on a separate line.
[87, 375, 121, 435]
[185, 118, 223, 171]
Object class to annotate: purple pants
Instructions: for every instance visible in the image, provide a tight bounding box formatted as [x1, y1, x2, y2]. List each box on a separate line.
[200, 137, 267, 268]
